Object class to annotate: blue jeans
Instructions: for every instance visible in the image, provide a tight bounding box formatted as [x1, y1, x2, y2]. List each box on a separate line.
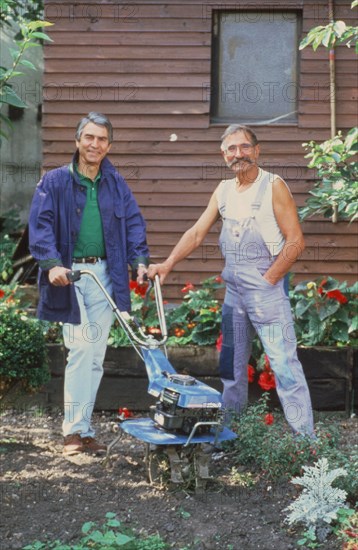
[62, 260, 113, 437]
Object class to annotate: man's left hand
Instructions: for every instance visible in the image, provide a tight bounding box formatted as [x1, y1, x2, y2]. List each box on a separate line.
[136, 264, 148, 285]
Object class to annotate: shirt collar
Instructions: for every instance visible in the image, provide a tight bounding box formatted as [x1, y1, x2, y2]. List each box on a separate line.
[70, 162, 101, 185]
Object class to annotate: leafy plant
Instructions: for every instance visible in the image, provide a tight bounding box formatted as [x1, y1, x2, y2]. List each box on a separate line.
[284, 458, 349, 543]
[333, 508, 358, 549]
[109, 274, 357, 355]
[290, 277, 358, 346]
[228, 395, 341, 481]
[299, 129, 358, 222]
[165, 276, 224, 346]
[0, 1, 53, 140]
[0, 286, 50, 392]
[320, 444, 358, 503]
[229, 467, 256, 488]
[0, 209, 22, 282]
[299, 9, 358, 52]
[299, 2, 358, 223]
[0, 233, 16, 281]
[22, 512, 169, 549]
[295, 526, 321, 549]
[109, 276, 225, 348]
[0, 0, 45, 29]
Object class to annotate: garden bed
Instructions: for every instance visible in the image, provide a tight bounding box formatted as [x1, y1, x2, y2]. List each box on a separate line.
[1, 408, 356, 550]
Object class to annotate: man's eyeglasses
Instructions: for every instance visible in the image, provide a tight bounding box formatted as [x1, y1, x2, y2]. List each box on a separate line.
[222, 143, 254, 155]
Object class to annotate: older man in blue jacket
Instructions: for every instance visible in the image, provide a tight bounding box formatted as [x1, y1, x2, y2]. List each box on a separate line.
[29, 112, 149, 456]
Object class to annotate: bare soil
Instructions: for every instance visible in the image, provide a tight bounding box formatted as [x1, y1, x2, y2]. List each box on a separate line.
[1, 409, 356, 550]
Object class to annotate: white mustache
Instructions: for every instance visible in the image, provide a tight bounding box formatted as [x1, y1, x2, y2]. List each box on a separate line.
[229, 157, 254, 168]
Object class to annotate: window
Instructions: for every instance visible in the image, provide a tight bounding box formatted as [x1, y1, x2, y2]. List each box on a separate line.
[210, 11, 301, 125]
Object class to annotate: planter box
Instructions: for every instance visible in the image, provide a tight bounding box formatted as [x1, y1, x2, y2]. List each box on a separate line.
[298, 346, 354, 413]
[45, 345, 222, 411]
[251, 347, 355, 414]
[43, 344, 356, 415]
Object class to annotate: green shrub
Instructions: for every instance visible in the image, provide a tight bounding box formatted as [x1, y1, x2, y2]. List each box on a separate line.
[0, 291, 50, 390]
[228, 395, 357, 500]
[321, 445, 358, 503]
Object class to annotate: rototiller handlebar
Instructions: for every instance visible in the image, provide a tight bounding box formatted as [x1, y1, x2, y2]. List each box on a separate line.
[66, 270, 168, 356]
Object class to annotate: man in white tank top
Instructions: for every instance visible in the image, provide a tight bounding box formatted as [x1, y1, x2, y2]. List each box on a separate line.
[148, 125, 314, 437]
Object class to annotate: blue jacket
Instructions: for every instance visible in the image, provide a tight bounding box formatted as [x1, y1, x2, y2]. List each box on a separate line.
[28, 153, 149, 323]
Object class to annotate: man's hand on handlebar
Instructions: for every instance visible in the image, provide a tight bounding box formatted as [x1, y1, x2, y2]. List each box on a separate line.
[147, 263, 171, 285]
[49, 266, 71, 286]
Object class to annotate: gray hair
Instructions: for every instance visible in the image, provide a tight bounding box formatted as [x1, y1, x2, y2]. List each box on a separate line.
[220, 124, 258, 149]
[75, 112, 113, 143]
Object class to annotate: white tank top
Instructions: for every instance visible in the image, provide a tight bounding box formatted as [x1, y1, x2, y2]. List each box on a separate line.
[216, 168, 285, 255]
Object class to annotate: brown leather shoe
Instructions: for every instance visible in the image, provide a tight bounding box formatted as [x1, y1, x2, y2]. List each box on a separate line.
[63, 434, 84, 456]
[81, 437, 107, 454]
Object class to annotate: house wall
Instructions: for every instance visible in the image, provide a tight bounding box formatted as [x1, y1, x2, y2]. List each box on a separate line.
[42, 0, 357, 298]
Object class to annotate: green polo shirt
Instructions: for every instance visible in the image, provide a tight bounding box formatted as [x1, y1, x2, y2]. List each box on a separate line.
[73, 167, 106, 259]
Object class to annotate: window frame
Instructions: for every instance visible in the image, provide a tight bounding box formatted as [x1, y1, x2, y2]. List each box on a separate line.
[210, 9, 302, 126]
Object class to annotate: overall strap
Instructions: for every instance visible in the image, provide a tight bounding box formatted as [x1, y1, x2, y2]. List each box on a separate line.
[251, 172, 271, 216]
[217, 179, 234, 219]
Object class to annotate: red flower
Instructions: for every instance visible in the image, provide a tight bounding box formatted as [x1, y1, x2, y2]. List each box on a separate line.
[318, 278, 328, 295]
[129, 280, 148, 297]
[264, 413, 274, 425]
[215, 276, 223, 283]
[181, 282, 194, 293]
[0, 289, 5, 299]
[258, 370, 276, 391]
[326, 289, 348, 304]
[147, 326, 162, 335]
[118, 407, 133, 419]
[216, 333, 223, 352]
[248, 364, 255, 383]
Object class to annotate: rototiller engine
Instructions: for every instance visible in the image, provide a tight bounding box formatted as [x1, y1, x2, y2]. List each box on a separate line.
[143, 346, 223, 436]
[150, 374, 221, 435]
[67, 269, 236, 488]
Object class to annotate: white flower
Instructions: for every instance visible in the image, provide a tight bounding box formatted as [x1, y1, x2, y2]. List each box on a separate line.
[332, 180, 345, 191]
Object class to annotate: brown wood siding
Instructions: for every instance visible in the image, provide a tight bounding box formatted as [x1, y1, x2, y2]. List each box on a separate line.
[43, 0, 357, 299]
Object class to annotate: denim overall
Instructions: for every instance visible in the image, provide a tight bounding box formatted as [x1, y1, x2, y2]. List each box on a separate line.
[218, 173, 314, 436]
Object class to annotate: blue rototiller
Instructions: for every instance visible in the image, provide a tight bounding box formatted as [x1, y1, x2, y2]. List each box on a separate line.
[68, 269, 236, 488]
